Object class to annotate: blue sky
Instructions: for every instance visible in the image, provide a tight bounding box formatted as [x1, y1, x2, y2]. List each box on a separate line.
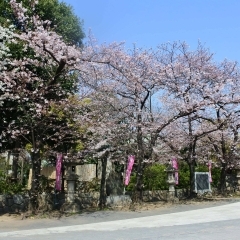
[63, 0, 240, 63]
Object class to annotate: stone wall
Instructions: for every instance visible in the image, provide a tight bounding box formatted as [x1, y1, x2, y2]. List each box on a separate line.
[0, 192, 100, 213]
[77, 192, 100, 208]
[226, 174, 238, 192]
[0, 190, 189, 214]
[0, 194, 29, 213]
[141, 189, 189, 202]
[0, 189, 190, 214]
[106, 195, 132, 208]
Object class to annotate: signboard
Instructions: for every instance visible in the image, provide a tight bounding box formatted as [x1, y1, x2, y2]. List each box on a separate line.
[194, 172, 211, 193]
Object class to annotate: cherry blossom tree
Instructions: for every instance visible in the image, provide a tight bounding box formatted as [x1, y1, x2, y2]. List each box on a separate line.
[0, 0, 117, 211]
[206, 103, 240, 193]
[155, 43, 240, 195]
[79, 43, 217, 201]
[2, 1, 240, 211]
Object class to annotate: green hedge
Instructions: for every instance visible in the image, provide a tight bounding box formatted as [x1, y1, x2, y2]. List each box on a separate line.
[126, 164, 168, 191]
[143, 164, 168, 190]
[126, 163, 221, 191]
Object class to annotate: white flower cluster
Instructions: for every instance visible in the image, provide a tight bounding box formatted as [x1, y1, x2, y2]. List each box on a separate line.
[0, 25, 15, 106]
[0, 25, 14, 67]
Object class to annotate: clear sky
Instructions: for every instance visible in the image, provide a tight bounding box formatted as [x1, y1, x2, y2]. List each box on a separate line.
[62, 0, 240, 63]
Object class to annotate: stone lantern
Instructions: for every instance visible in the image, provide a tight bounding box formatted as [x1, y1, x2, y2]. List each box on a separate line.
[236, 169, 240, 193]
[65, 165, 78, 202]
[61, 164, 80, 213]
[165, 164, 178, 202]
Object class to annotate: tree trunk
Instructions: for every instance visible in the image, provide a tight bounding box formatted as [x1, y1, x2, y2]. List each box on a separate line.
[132, 112, 144, 203]
[11, 151, 19, 182]
[187, 116, 197, 198]
[132, 161, 144, 202]
[29, 150, 41, 213]
[61, 165, 65, 192]
[219, 163, 227, 195]
[188, 161, 196, 198]
[11, 142, 20, 182]
[99, 156, 107, 209]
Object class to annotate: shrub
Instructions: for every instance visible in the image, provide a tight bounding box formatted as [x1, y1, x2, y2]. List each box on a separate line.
[126, 164, 168, 191]
[125, 162, 221, 191]
[125, 174, 136, 192]
[0, 172, 25, 194]
[176, 162, 190, 189]
[143, 164, 168, 190]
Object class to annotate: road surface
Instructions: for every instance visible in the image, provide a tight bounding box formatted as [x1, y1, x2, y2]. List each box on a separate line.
[0, 200, 240, 239]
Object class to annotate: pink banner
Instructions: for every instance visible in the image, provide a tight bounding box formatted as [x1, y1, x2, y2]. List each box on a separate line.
[208, 160, 212, 183]
[171, 157, 179, 185]
[55, 153, 63, 191]
[124, 155, 135, 186]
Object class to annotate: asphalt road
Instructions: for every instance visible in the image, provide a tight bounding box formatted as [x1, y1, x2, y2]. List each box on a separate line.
[1, 199, 240, 239]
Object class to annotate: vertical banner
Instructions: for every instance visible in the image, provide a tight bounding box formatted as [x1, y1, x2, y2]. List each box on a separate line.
[55, 153, 63, 191]
[124, 155, 135, 186]
[171, 157, 179, 185]
[208, 160, 212, 183]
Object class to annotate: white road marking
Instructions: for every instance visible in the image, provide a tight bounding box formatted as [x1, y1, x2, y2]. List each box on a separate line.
[1, 201, 240, 237]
